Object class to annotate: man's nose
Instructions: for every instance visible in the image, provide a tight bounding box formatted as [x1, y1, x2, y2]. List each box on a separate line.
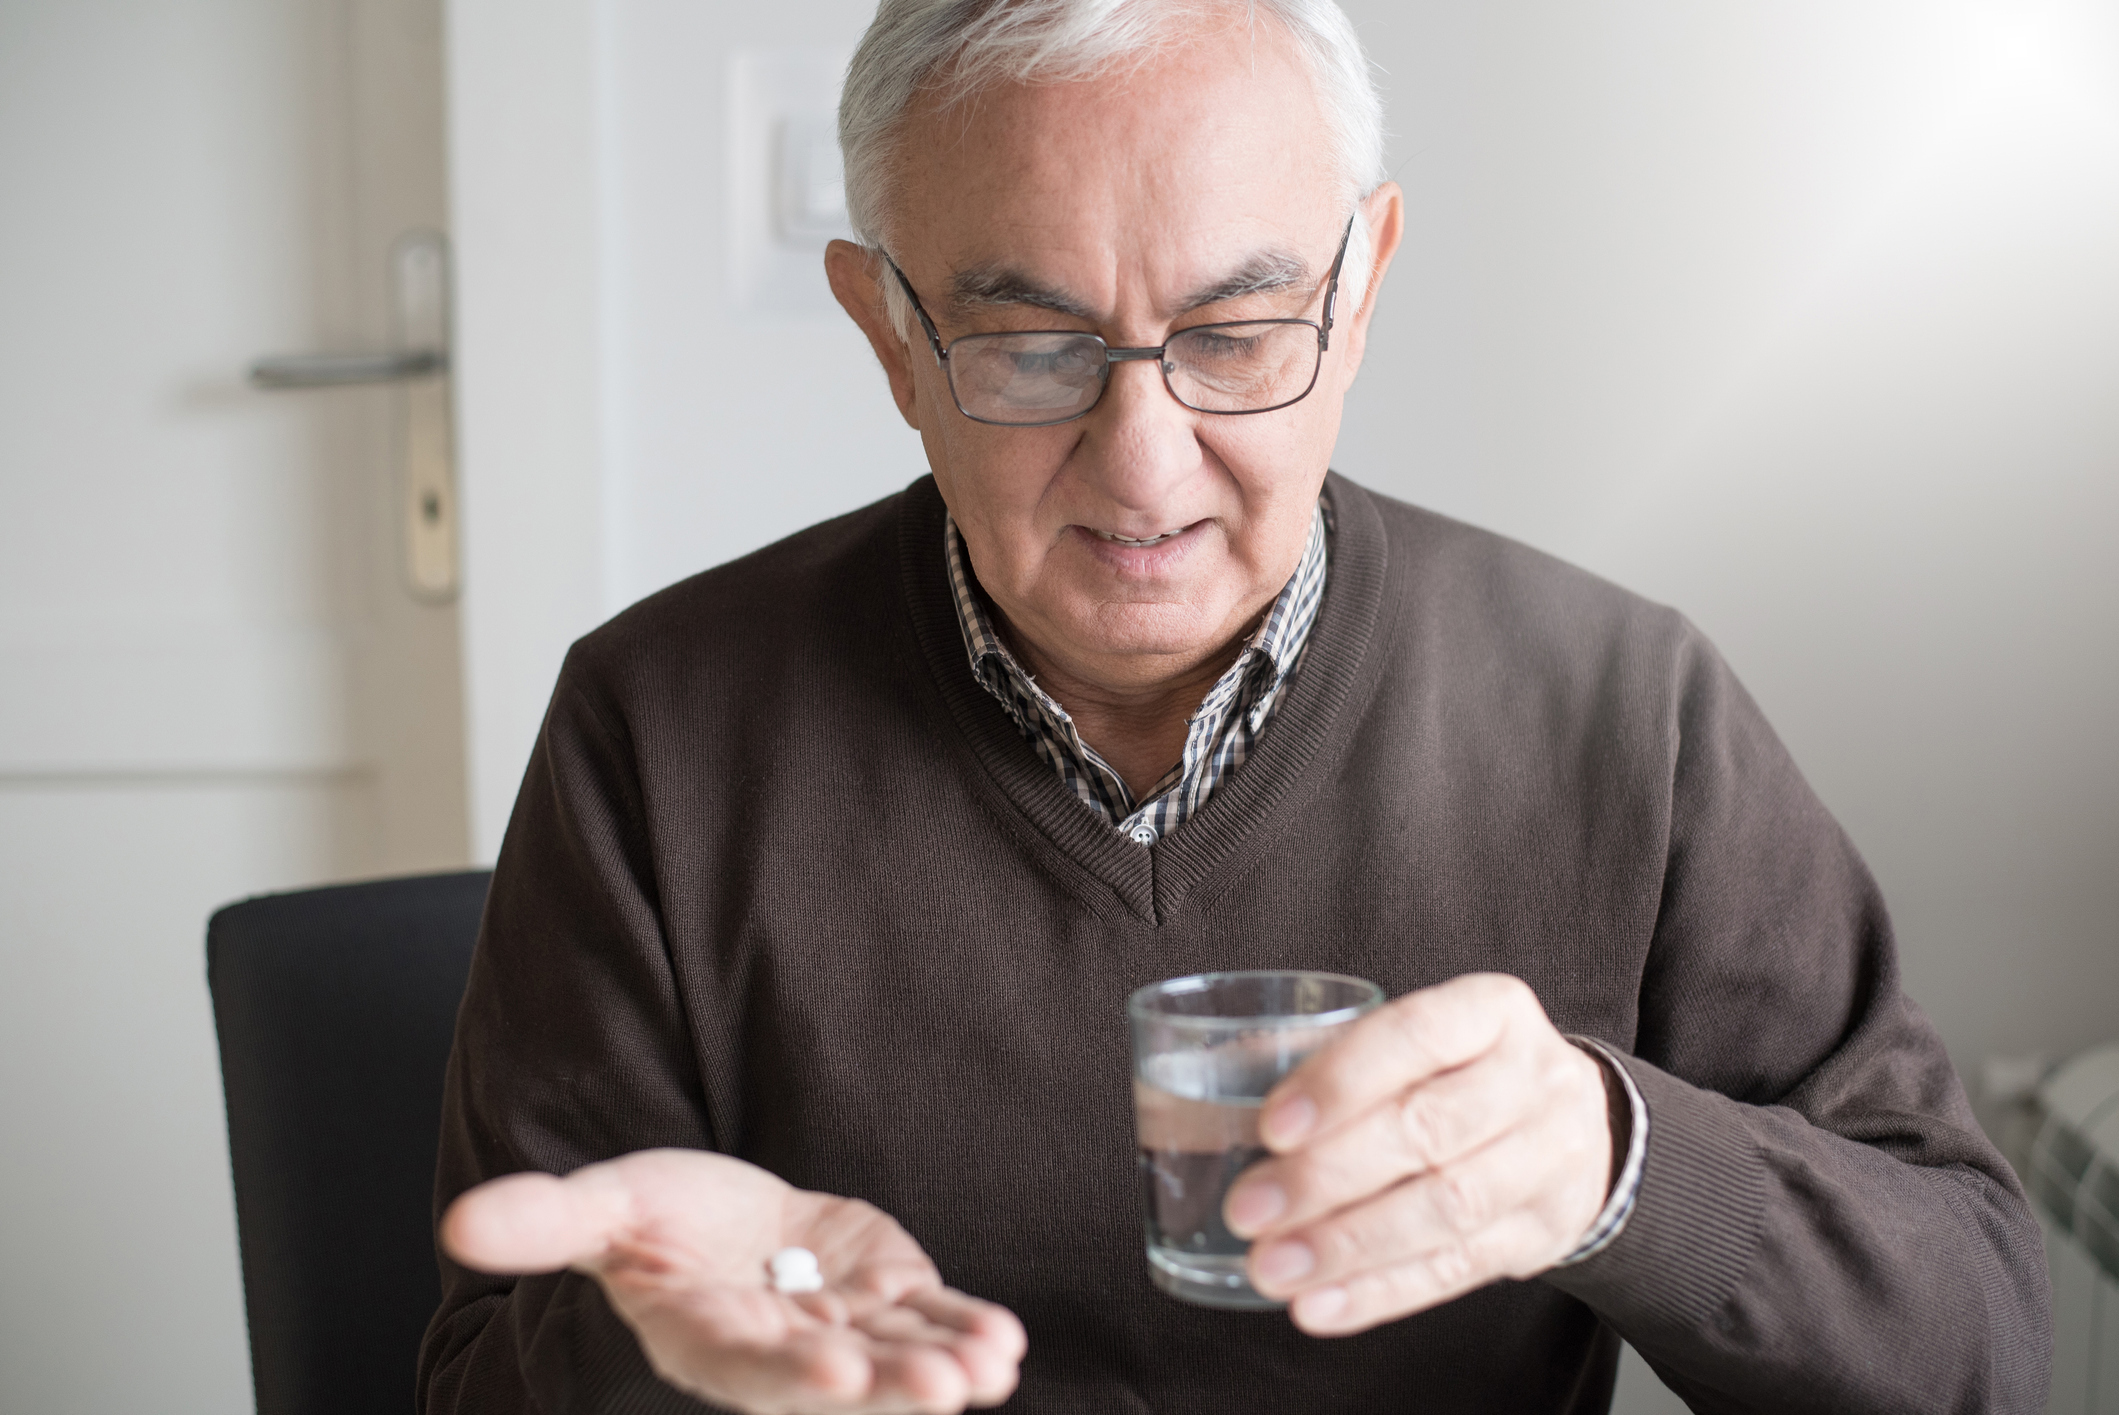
[1076, 353, 1201, 511]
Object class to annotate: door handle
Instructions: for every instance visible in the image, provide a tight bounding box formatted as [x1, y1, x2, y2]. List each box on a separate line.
[248, 231, 458, 602]
[249, 348, 445, 388]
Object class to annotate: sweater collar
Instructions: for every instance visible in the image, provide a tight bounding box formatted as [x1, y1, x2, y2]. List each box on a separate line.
[944, 504, 1330, 702]
[941, 503, 1331, 825]
[898, 472, 1391, 926]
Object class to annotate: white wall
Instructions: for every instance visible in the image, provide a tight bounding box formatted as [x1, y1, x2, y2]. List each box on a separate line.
[447, 0, 612, 861]
[1335, 0, 2119, 1080]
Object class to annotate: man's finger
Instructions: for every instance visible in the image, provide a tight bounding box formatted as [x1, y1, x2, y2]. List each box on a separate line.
[899, 1290, 1028, 1404]
[633, 1318, 873, 1413]
[619, 1285, 922, 1413]
[1247, 1125, 1573, 1300]
[827, 1300, 1020, 1411]
[854, 1305, 971, 1346]
[900, 1290, 1026, 1351]
[441, 1167, 634, 1275]
[1226, 1042, 1537, 1238]
[1259, 974, 1537, 1151]
[685, 1324, 975, 1415]
[861, 1343, 977, 1415]
[843, 1256, 948, 1304]
[1283, 1212, 1553, 1337]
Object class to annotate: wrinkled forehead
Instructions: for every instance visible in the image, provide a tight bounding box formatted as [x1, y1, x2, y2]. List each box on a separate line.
[886, 17, 1343, 313]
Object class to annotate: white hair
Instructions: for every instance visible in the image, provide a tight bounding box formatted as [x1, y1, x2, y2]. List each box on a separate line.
[838, 0, 1387, 337]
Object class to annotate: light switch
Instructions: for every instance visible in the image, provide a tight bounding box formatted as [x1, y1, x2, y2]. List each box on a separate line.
[776, 116, 849, 247]
[728, 48, 852, 316]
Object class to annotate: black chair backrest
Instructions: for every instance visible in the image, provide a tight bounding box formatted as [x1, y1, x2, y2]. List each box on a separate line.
[208, 869, 491, 1415]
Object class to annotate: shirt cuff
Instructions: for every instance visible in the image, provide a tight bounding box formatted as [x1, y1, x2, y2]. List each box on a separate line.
[1552, 1035, 1649, 1267]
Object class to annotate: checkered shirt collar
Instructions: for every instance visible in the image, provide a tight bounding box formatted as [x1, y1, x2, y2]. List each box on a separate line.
[943, 500, 1331, 837]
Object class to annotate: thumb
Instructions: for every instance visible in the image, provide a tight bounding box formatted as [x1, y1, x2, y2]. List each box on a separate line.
[441, 1165, 632, 1275]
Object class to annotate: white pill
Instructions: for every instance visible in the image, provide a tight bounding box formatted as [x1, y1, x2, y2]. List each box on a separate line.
[768, 1246, 824, 1293]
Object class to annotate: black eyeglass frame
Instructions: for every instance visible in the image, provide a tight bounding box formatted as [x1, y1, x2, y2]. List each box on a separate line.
[884, 214, 1358, 428]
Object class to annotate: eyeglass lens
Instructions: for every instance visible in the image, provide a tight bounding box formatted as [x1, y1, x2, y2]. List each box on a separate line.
[946, 321, 1322, 426]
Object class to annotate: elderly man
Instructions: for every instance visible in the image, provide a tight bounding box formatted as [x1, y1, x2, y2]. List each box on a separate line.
[419, 1, 2049, 1411]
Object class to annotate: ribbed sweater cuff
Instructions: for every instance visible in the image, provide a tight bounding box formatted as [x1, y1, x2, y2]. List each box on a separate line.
[1542, 1052, 1766, 1338]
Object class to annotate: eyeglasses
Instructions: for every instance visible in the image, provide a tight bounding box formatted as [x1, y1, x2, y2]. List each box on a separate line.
[885, 215, 1355, 428]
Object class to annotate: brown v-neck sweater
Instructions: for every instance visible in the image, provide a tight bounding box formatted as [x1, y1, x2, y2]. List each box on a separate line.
[421, 474, 2049, 1414]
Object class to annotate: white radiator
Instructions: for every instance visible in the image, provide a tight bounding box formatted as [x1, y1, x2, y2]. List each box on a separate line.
[2029, 1044, 2119, 1414]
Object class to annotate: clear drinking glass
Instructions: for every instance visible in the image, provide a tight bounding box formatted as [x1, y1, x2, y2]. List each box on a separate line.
[1128, 970, 1385, 1309]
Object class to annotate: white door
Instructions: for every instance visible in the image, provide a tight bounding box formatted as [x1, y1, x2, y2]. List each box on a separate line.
[0, 2, 465, 1410]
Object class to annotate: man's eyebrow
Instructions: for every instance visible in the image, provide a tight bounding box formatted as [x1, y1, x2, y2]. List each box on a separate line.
[945, 248, 1314, 323]
[947, 267, 1099, 321]
[1174, 250, 1310, 313]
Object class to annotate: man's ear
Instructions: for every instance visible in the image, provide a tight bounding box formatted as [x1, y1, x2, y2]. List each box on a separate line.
[825, 240, 924, 430]
[1335, 182, 1406, 385]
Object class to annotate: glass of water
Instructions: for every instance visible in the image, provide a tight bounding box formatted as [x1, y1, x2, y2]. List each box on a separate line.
[1128, 970, 1384, 1309]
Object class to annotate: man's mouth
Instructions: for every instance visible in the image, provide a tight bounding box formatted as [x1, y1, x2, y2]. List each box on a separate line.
[1088, 526, 1188, 548]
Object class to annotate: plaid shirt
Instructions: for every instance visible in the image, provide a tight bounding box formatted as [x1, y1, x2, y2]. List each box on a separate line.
[943, 497, 1646, 1262]
[946, 502, 1330, 847]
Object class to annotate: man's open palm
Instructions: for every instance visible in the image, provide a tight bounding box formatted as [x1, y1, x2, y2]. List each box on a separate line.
[441, 1150, 1025, 1415]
